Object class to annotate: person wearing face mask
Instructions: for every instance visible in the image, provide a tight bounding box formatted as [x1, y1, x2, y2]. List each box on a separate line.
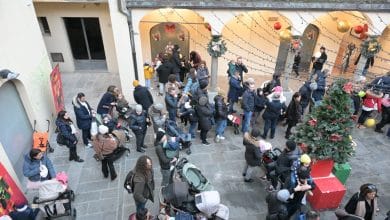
[56, 110, 84, 162]
[154, 129, 178, 186]
[72, 92, 95, 148]
[130, 105, 150, 153]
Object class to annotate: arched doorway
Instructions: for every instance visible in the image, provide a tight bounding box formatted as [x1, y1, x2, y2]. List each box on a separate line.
[0, 81, 32, 184]
[149, 22, 190, 60]
[332, 30, 361, 76]
[300, 24, 320, 73]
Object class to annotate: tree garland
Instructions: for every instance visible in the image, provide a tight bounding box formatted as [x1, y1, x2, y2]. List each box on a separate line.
[361, 37, 381, 58]
[207, 35, 227, 57]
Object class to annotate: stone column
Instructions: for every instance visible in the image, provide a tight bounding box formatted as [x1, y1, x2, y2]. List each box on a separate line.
[354, 55, 368, 81]
[283, 36, 301, 91]
[210, 55, 218, 92]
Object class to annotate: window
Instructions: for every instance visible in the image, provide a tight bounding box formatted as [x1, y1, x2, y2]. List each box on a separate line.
[38, 17, 51, 35]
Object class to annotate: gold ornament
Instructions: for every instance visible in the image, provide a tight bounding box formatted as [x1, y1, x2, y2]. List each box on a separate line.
[279, 29, 292, 41]
[337, 20, 350, 33]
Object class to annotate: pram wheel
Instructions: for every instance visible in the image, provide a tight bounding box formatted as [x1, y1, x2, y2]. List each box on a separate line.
[72, 208, 77, 219]
[70, 190, 75, 201]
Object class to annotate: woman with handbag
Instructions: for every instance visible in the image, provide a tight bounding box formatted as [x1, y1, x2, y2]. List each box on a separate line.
[92, 125, 118, 180]
[55, 110, 84, 162]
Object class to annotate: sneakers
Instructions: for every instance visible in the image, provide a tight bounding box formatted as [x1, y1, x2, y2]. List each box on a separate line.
[219, 136, 226, 140]
[85, 143, 93, 148]
[244, 179, 254, 183]
[214, 136, 220, 143]
[202, 141, 211, 146]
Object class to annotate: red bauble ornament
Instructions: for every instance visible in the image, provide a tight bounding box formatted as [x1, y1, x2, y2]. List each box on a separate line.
[343, 82, 353, 94]
[308, 119, 317, 127]
[329, 133, 342, 142]
[326, 105, 333, 110]
[274, 22, 282, 30]
[354, 25, 363, 34]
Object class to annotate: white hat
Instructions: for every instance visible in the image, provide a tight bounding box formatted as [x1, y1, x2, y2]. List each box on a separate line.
[98, 125, 109, 134]
[195, 191, 221, 218]
[314, 51, 321, 58]
[184, 102, 191, 109]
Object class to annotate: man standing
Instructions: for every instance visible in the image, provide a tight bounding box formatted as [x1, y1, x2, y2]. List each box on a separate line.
[241, 79, 256, 133]
[130, 105, 149, 153]
[235, 57, 248, 85]
[310, 46, 327, 81]
[227, 71, 243, 113]
[72, 92, 95, 148]
[165, 87, 178, 122]
[133, 80, 154, 112]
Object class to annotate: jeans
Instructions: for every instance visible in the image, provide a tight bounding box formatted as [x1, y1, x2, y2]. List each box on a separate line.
[263, 118, 278, 138]
[242, 111, 253, 133]
[215, 119, 227, 136]
[168, 110, 176, 122]
[145, 79, 151, 88]
[200, 129, 209, 142]
[189, 122, 197, 138]
[159, 83, 165, 95]
[134, 130, 146, 149]
[81, 128, 91, 145]
[102, 157, 116, 178]
[135, 202, 146, 213]
[161, 168, 171, 186]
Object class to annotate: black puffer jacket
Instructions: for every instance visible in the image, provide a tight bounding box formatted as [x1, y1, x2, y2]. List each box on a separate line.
[197, 103, 213, 131]
[299, 82, 311, 107]
[286, 100, 302, 122]
[263, 99, 284, 120]
[129, 110, 147, 133]
[275, 148, 300, 175]
[243, 133, 261, 166]
[134, 85, 154, 111]
[266, 191, 289, 220]
[157, 61, 174, 83]
[214, 95, 228, 120]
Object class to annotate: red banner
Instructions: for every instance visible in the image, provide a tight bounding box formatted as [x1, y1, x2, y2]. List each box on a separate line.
[0, 163, 27, 215]
[50, 64, 65, 113]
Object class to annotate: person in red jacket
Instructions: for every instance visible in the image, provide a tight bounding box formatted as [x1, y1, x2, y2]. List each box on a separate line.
[357, 90, 383, 129]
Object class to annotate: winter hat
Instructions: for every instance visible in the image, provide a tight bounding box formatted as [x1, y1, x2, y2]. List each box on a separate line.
[132, 80, 139, 87]
[98, 125, 109, 134]
[135, 104, 143, 112]
[250, 128, 261, 138]
[199, 79, 209, 89]
[277, 189, 290, 203]
[184, 102, 191, 109]
[156, 129, 166, 143]
[273, 92, 281, 99]
[247, 78, 255, 85]
[154, 103, 163, 111]
[199, 96, 208, 106]
[273, 86, 283, 93]
[286, 140, 296, 151]
[300, 154, 311, 164]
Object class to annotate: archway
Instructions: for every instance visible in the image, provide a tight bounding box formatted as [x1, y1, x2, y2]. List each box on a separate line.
[149, 22, 190, 61]
[300, 24, 320, 73]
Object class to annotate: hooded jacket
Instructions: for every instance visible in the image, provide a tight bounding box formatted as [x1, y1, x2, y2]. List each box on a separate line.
[243, 133, 262, 166]
[23, 154, 56, 182]
[214, 95, 228, 120]
[72, 96, 93, 130]
[196, 100, 213, 131]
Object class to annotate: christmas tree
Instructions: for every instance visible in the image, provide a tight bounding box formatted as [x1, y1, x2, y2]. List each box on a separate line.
[293, 78, 355, 164]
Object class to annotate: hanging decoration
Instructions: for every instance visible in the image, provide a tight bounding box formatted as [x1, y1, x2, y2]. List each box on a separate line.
[204, 23, 212, 32]
[273, 22, 282, 30]
[290, 38, 303, 51]
[279, 29, 292, 41]
[152, 32, 161, 41]
[178, 32, 185, 41]
[164, 23, 176, 33]
[337, 20, 350, 33]
[207, 35, 227, 57]
[306, 30, 315, 40]
[354, 25, 363, 34]
[361, 37, 381, 58]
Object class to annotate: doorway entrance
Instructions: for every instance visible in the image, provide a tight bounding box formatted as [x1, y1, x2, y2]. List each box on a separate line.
[64, 17, 107, 70]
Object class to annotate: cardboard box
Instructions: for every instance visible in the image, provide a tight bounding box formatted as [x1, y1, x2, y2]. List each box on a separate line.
[333, 163, 352, 185]
[311, 159, 334, 178]
[308, 176, 346, 210]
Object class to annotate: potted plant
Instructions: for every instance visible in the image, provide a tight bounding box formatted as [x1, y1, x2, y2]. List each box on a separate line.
[293, 78, 355, 180]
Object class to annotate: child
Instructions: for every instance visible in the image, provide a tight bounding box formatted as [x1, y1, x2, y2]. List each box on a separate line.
[143, 62, 154, 89]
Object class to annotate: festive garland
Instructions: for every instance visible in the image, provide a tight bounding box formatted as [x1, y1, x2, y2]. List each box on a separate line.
[207, 35, 227, 57]
[361, 37, 381, 58]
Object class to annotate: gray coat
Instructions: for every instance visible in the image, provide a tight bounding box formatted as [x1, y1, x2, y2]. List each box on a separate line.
[133, 171, 155, 203]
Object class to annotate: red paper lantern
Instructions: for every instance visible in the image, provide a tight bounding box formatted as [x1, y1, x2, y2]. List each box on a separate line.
[354, 25, 363, 34]
[274, 22, 282, 30]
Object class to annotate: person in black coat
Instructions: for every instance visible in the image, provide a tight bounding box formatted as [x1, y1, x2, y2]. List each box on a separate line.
[55, 110, 84, 162]
[130, 105, 149, 153]
[227, 71, 243, 113]
[310, 46, 327, 80]
[262, 93, 284, 139]
[292, 52, 301, 77]
[266, 189, 290, 220]
[97, 85, 118, 115]
[196, 96, 213, 145]
[165, 87, 178, 122]
[242, 128, 262, 182]
[235, 57, 248, 85]
[242, 80, 256, 133]
[298, 81, 312, 115]
[285, 92, 303, 139]
[72, 92, 95, 147]
[311, 69, 328, 108]
[133, 80, 154, 112]
[214, 92, 228, 142]
[252, 88, 266, 126]
[171, 44, 182, 76]
[157, 56, 175, 95]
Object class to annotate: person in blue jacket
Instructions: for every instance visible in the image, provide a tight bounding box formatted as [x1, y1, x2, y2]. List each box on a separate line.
[165, 87, 178, 122]
[72, 92, 95, 148]
[23, 148, 56, 182]
[227, 71, 243, 113]
[97, 85, 118, 116]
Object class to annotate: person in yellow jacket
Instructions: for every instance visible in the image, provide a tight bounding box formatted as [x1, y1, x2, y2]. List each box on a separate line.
[144, 62, 154, 89]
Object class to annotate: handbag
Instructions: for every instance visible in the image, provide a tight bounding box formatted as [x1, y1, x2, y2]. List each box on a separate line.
[56, 133, 67, 146]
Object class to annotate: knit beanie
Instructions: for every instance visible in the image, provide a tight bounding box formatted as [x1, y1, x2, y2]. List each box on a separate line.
[133, 80, 139, 87]
[135, 104, 143, 112]
[98, 125, 109, 134]
[286, 140, 296, 151]
[277, 189, 290, 203]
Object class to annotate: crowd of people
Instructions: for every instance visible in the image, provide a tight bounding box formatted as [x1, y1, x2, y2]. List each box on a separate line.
[10, 43, 389, 220]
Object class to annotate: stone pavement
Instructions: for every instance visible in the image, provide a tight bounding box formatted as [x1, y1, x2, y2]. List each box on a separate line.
[34, 71, 390, 220]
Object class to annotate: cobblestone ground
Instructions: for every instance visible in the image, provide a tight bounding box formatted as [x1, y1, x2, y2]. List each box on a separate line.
[29, 72, 390, 220]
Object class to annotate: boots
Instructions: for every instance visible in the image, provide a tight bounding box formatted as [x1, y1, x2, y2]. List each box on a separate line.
[69, 148, 84, 162]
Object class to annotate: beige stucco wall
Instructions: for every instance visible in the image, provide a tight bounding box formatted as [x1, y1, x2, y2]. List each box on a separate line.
[34, 2, 118, 74]
[0, 0, 55, 187]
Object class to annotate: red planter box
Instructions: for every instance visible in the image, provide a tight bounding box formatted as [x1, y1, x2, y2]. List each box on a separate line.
[308, 176, 346, 210]
[311, 159, 334, 178]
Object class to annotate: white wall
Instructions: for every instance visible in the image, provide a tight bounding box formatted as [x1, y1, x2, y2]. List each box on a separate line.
[0, 0, 55, 187]
[34, 2, 118, 74]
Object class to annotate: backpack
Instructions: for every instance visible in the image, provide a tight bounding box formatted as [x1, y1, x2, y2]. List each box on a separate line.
[345, 192, 360, 214]
[124, 170, 135, 194]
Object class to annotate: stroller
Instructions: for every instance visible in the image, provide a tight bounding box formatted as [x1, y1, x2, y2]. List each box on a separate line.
[33, 120, 54, 153]
[172, 158, 212, 193]
[227, 114, 241, 135]
[31, 175, 76, 219]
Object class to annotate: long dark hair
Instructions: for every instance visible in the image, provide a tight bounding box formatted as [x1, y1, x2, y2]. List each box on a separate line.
[135, 155, 152, 177]
[57, 110, 73, 123]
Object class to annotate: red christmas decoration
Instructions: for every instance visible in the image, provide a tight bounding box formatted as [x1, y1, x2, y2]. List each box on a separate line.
[343, 82, 353, 94]
[204, 23, 212, 32]
[308, 119, 317, 127]
[274, 22, 282, 30]
[165, 24, 176, 33]
[354, 25, 363, 34]
[329, 133, 342, 142]
[326, 105, 333, 110]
